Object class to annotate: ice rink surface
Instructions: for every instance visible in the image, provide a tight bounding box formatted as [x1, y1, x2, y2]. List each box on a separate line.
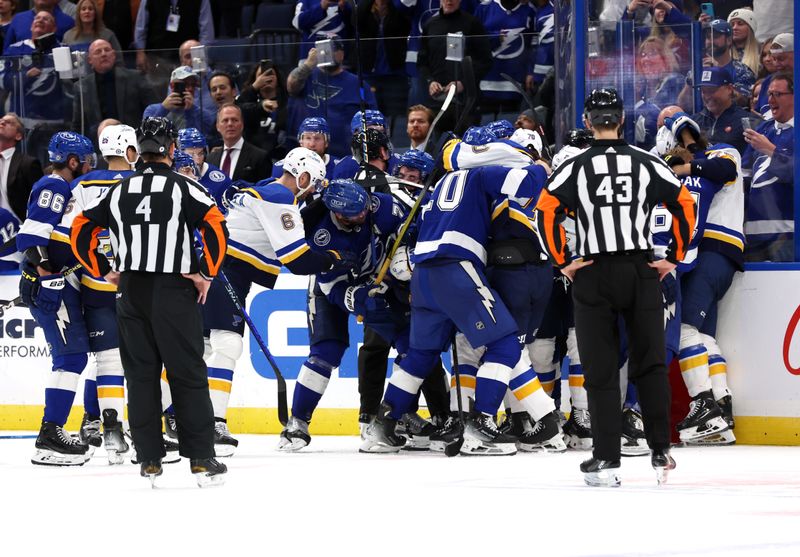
[1, 433, 798, 557]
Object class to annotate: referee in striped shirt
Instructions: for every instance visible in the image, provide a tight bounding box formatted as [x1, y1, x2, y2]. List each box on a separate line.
[535, 89, 696, 487]
[71, 117, 230, 487]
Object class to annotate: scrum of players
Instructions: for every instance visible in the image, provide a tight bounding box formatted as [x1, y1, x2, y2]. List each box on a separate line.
[13, 101, 740, 467]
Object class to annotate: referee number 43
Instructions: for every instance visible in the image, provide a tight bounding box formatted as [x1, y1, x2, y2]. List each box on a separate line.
[136, 196, 152, 221]
[596, 175, 632, 204]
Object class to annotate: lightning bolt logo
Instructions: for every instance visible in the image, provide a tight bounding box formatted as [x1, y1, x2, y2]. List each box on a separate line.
[55, 302, 69, 345]
[459, 261, 497, 324]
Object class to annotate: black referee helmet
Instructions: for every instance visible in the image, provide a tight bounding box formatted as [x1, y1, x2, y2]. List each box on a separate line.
[584, 88, 624, 127]
[137, 117, 177, 156]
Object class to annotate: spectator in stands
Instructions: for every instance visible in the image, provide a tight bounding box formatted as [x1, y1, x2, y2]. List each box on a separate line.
[355, 0, 411, 117]
[753, 34, 793, 117]
[527, 0, 554, 94]
[287, 41, 378, 158]
[622, 1, 691, 63]
[178, 38, 217, 125]
[207, 103, 272, 182]
[3, 0, 74, 51]
[727, 8, 761, 77]
[292, 0, 352, 59]
[0, 0, 16, 49]
[73, 38, 160, 138]
[134, 0, 214, 72]
[750, 78, 764, 116]
[142, 65, 211, 131]
[62, 0, 122, 60]
[0, 112, 43, 222]
[742, 71, 795, 262]
[418, 0, 491, 130]
[636, 36, 683, 108]
[758, 37, 778, 79]
[752, 0, 794, 44]
[406, 104, 433, 150]
[691, 66, 757, 154]
[237, 61, 288, 161]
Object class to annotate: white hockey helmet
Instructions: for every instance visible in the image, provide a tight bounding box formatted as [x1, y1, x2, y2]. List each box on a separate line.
[655, 126, 678, 156]
[551, 145, 586, 171]
[99, 124, 139, 165]
[510, 128, 544, 157]
[389, 245, 414, 282]
[282, 146, 326, 195]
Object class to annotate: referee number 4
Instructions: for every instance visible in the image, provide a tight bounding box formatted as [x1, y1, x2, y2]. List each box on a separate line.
[596, 175, 632, 204]
[136, 196, 152, 222]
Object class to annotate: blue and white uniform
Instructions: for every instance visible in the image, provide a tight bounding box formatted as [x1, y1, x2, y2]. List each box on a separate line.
[531, 1, 555, 86]
[293, 0, 352, 58]
[0, 208, 21, 271]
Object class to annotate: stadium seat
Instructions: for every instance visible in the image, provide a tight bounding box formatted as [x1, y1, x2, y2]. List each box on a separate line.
[254, 3, 295, 31]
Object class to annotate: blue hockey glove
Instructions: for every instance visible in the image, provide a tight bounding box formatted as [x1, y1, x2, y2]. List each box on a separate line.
[327, 249, 360, 272]
[343, 285, 387, 316]
[661, 270, 677, 307]
[664, 112, 701, 144]
[20, 270, 65, 313]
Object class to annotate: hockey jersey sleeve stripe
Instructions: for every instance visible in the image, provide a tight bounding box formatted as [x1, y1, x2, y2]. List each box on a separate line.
[49, 229, 71, 244]
[240, 187, 263, 200]
[275, 237, 309, 259]
[491, 199, 510, 221]
[702, 229, 744, 251]
[534, 189, 568, 266]
[70, 212, 110, 278]
[198, 205, 228, 278]
[227, 245, 281, 275]
[414, 230, 488, 265]
[80, 274, 116, 292]
[278, 243, 310, 264]
[442, 139, 461, 172]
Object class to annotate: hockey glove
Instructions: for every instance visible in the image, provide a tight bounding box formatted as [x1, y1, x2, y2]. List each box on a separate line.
[327, 249, 359, 272]
[664, 112, 701, 144]
[343, 285, 387, 317]
[20, 270, 65, 313]
[661, 269, 678, 307]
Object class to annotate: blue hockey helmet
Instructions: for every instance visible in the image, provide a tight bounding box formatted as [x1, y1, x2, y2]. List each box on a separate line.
[172, 150, 199, 176]
[298, 117, 330, 141]
[177, 127, 207, 150]
[462, 126, 494, 146]
[350, 109, 386, 134]
[486, 119, 515, 139]
[322, 179, 369, 217]
[48, 131, 96, 168]
[396, 149, 434, 179]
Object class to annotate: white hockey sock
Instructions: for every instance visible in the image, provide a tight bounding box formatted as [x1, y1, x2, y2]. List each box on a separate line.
[679, 324, 712, 397]
[528, 337, 558, 395]
[509, 350, 554, 421]
[96, 348, 125, 419]
[206, 330, 243, 420]
[451, 333, 481, 412]
[701, 333, 732, 400]
[566, 327, 588, 410]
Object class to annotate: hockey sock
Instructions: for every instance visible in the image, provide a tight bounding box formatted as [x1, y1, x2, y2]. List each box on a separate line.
[385, 348, 439, 419]
[160, 369, 173, 413]
[473, 335, 518, 415]
[623, 381, 640, 411]
[43, 353, 88, 425]
[528, 338, 557, 395]
[206, 330, 243, 420]
[83, 363, 100, 418]
[566, 327, 588, 410]
[701, 333, 732, 401]
[508, 351, 554, 421]
[96, 349, 125, 419]
[450, 333, 480, 412]
[293, 357, 334, 423]
[679, 324, 711, 397]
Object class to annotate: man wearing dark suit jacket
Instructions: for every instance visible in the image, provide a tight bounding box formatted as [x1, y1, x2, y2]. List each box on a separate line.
[207, 103, 271, 183]
[0, 113, 43, 222]
[73, 39, 159, 140]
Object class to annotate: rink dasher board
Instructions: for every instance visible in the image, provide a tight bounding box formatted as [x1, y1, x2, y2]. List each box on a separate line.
[0, 270, 799, 445]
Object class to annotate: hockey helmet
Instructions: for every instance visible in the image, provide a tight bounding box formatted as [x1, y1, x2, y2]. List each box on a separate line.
[510, 128, 544, 158]
[177, 127, 207, 150]
[137, 117, 177, 156]
[173, 149, 199, 176]
[396, 149, 434, 180]
[350, 109, 386, 134]
[351, 127, 392, 163]
[298, 117, 330, 141]
[322, 179, 369, 217]
[99, 124, 139, 164]
[564, 128, 594, 149]
[48, 131, 96, 168]
[655, 126, 678, 156]
[282, 146, 327, 195]
[584, 88, 624, 126]
[462, 126, 494, 146]
[486, 119, 515, 140]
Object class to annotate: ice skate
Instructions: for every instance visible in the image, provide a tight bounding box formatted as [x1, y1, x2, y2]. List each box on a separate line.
[517, 411, 567, 453]
[130, 436, 181, 465]
[140, 459, 163, 488]
[214, 420, 239, 457]
[102, 409, 130, 465]
[718, 395, 735, 429]
[358, 412, 375, 440]
[79, 412, 102, 452]
[461, 411, 517, 456]
[277, 416, 311, 452]
[651, 448, 676, 485]
[163, 411, 178, 440]
[678, 390, 729, 442]
[397, 412, 435, 451]
[361, 404, 405, 453]
[31, 422, 90, 466]
[564, 408, 593, 450]
[429, 413, 464, 456]
[580, 457, 621, 487]
[621, 407, 649, 456]
[191, 457, 227, 487]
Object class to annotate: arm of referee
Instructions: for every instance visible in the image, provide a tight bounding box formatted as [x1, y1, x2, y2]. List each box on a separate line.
[70, 199, 113, 279]
[184, 182, 229, 279]
[649, 159, 697, 264]
[534, 189, 571, 267]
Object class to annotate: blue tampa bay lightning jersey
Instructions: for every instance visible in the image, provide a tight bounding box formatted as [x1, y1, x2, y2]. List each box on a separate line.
[412, 166, 539, 268]
[16, 174, 73, 253]
[200, 162, 232, 208]
[331, 153, 401, 180]
[0, 207, 21, 271]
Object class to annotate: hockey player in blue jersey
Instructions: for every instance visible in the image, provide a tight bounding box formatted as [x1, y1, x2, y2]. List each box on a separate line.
[278, 179, 408, 452]
[272, 117, 337, 179]
[177, 127, 232, 206]
[16, 131, 96, 466]
[394, 148, 435, 188]
[364, 164, 542, 455]
[331, 110, 400, 180]
[0, 208, 21, 271]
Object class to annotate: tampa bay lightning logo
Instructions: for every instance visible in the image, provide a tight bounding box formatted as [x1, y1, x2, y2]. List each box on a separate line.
[314, 228, 331, 246]
[370, 195, 380, 212]
[209, 170, 226, 182]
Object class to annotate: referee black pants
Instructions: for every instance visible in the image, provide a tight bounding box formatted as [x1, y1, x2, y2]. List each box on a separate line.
[571, 253, 671, 461]
[117, 272, 215, 461]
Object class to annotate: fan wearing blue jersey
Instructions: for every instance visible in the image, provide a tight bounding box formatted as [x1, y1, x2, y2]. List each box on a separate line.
[364, 164, 540, 456]
[529, 0, 554, 91]
[331, 110, 400, 181]
[278, 180, 408, 452]
[177, 128, 232, 207]
[292, 0, 352, 59]
[16, 132, 96, 466]
[272, 117, 337, 180]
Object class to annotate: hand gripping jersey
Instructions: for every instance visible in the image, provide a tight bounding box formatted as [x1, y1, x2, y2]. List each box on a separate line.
[442, 138, 535, 172]
[412, 165, 539, 269]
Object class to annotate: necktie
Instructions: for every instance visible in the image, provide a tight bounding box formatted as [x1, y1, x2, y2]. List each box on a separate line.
[221, 148, 232, 176]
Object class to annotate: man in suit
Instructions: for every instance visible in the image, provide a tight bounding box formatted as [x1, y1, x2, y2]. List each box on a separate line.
[207, 103, 271, 183]
[73, 39, 160, 140]
[0, 113, 43, 223]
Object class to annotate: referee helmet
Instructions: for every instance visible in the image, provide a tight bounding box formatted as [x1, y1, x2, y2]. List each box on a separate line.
[137, 117, 177, 156]
[584, 88, 624, 127]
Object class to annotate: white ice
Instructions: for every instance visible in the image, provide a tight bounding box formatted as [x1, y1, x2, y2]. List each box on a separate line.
[1, 433, 798, 557]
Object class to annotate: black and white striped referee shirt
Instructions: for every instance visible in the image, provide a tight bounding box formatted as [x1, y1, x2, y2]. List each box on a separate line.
[70, 163, 228, 279]
[535, 139, 696, 267]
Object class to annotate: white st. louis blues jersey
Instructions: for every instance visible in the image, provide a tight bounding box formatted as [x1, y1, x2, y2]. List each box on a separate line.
[443, 138, 535, 172]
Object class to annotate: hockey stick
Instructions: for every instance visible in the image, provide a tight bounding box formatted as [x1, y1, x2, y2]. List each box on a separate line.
[445, 332, 466, 457]
[499, 71, 554, 161]
[351, 1, 370, 165]
[217, 269, 288, 426]
[452, 56, 476, 137]
[417, 83, 457, 153]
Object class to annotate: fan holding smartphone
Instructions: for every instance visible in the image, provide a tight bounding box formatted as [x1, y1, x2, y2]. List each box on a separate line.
[142, 65, 205, 130]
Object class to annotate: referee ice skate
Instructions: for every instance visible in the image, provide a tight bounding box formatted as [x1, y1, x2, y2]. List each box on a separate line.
[535, 89, 696, 487]
[70, 117, 230, 487]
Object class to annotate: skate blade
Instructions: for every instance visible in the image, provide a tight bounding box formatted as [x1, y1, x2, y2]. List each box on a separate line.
[31, 449, 88, 467]
[400, 437, 431, 451]
[106, 450, 127, 465]
[621, 439, 650, 457]
[685, 429, 736, 446]
[519, 433, 568, 453]
[655, 467, 671, 485]
[583, 470, 621, 487]
[214, 443, 237, 458]
[679, 417, 729, 442]
[566, 435, 593, 450]
[358, 439, 402, 453]
[194, 472, 226, 488]
[460, 437, 517, 456]
[276, 438, 309, 452]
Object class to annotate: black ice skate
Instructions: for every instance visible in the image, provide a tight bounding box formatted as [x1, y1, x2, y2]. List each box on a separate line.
[461, 411, 517, 456]
[361, 404, 405, 453]
[685, 395, 737, 445]
[102, 409, 130, 465]
[651, 448, 676, 485]
[580, 457, 621, 487]
[79, 412, 102, 451]
[678, 390, 729, 442]
[190, 457, 227, 487]
[140, 459, 163, 488]
[621, 407, 649, 457]
[130, 436, 181, 465]
[32, 422, 89, 466]
[517, 411, 567, 453]
[397, 412, 436, 451]
[564, 407, 593, 450]
[429, 412, 464, 456]
[214, 419, 239, 457]
[277, 416, 311, 452]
